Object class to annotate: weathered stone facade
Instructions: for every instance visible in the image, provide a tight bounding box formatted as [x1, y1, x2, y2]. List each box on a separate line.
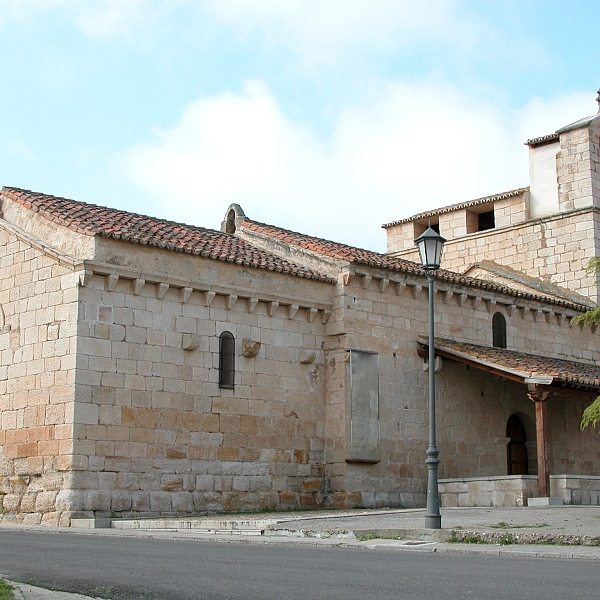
[2, 107, 600, 525]
[384, 113, 600, 305]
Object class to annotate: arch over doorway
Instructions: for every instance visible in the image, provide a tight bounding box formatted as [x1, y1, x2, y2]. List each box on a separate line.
[506, 413, 528, 475]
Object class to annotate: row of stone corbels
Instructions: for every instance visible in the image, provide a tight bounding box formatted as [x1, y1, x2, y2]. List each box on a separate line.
[77, 262, 333, 324]
[338, 268, 584, 327]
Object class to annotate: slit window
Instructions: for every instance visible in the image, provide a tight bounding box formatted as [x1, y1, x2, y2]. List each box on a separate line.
[219, 331, 235, 389]
[492, 312, 507, 348]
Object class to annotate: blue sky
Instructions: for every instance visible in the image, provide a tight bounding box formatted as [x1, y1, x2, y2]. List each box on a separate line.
[0, 1, 598, 252]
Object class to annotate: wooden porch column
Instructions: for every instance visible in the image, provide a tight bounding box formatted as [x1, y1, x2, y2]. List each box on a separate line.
[527, 384, 551, 497]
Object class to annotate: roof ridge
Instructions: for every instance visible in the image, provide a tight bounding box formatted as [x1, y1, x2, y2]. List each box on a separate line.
[241, 216, 390, 259]
[1, 186, 225, 238]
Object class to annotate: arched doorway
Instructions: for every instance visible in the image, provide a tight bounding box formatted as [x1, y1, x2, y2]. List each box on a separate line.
[506, 414, 528, 475]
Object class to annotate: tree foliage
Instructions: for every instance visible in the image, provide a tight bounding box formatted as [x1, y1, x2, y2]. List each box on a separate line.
[571, 257, 600, 430]
[581, 397, 600, 431]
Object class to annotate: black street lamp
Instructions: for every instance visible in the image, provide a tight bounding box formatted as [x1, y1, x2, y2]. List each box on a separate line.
[414, 224, 446, 529]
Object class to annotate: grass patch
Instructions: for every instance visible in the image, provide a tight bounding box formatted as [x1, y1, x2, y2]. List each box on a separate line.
[90, 586, 114, 595]
[0, 580, 15, 600]
[355, 532, 398, 542]
[450, 532, 485, 544]
[498, 533, 516, 545]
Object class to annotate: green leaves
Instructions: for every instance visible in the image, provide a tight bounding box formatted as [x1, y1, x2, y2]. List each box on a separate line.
[581, 396, 600, 431]
[570, 307, 600, 330]
[571, 257, 600, 431]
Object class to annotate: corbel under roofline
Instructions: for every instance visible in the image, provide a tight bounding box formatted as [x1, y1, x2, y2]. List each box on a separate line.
[79, 260, 333, 313]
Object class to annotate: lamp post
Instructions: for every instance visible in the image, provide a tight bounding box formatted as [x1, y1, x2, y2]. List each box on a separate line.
[414, 225, 446, 530]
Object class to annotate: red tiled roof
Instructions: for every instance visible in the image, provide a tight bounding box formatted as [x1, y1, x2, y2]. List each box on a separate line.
[242, 218, 426, 271]
[0, 187, 333, 283]
[430, 337, 600, 390]
[240, 218, 589, 312]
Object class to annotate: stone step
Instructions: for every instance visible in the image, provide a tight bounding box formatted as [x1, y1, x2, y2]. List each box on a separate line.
[110, 518, 279, 534]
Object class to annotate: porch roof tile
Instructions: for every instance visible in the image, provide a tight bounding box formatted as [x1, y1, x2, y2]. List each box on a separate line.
[426, 338, 600, 390]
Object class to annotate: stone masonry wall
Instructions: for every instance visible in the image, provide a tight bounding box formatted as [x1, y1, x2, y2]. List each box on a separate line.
[65, 261, 330, 520]
[0, 226, 79, 526]
[387, 208, 600, 305]
[320, 268, 600, 509]
[384, 192, 529, 253]
[557, 120, 600, 212]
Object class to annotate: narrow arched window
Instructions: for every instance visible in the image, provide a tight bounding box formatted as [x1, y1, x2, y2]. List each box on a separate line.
[225, 210, 236, 234]
[219, 331, 235, 389]
[492, 312, 507, 348]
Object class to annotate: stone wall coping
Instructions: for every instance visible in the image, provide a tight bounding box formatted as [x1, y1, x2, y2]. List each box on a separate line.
[440, 474, 600, 484]
[550, 474, 600, 481]
[440, 475, 538, 483]
[0, 216, 82, 269]
[79, 260, 333, 312]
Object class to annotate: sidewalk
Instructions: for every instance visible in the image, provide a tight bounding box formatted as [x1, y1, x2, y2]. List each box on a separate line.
[7, 582, 92, 600]
[3, 505, 600, 599]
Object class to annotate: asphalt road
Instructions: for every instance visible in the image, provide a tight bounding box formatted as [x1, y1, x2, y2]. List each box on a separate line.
[0, 531, 598, 600]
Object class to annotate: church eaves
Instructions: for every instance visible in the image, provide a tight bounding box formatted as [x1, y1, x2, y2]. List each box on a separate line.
[239, 217, 589, 313]
[427, 337, 600, 390]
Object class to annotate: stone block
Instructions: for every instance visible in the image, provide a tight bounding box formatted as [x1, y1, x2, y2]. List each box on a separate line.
[83, 490, 111, 511]
[70, 518, 113, 528]
[232, 476, 250, 492]
[527, 497, 564, 507]
[22, 512, 42, 525]
[19, 492, 39, 512]
[149, 492, 172, 513]
[302, 478, 323, 493]
[40, 511, 61, 526]
[56, 489, 84, 512]
[131, 492, 151, 512]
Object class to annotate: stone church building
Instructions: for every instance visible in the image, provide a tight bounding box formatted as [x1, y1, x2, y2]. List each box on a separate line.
[1, 104, 600, 526]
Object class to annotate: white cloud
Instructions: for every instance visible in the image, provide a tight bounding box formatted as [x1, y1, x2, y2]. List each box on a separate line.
[200, 0, 478, 65]
[516, 92, 597, 142]
[124, 79, 585, 252]
[0, 0, 182, 38]
[0, 0, 519, 68]
[68, 0, 154, 39]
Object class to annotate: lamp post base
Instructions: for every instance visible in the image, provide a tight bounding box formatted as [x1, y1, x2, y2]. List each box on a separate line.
[425, 514, 441, 529]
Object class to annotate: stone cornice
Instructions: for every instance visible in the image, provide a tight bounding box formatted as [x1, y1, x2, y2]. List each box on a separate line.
[78, 260, 333, 320]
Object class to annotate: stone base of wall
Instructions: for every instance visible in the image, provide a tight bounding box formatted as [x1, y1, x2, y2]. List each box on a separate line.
[0, 488, 412, 527]
[440, 476, 540, 507]
[551, 475, 600, 505]
[440, 475, 600, 507]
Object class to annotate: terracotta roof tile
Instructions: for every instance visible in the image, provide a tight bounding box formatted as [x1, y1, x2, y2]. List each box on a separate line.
[240, 218, 589, 312]
[1, 187, 333, 283]
[433, 338, 600, 389]
[525, 133, 559, 148]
